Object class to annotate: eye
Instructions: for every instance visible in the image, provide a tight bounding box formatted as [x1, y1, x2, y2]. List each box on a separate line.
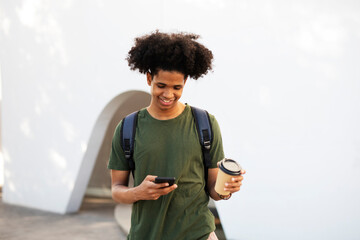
[174, 86, 182, 90]
[157, 84, 165, 88]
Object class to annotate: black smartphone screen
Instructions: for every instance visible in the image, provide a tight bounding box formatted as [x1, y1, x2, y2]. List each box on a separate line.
[154, 177, 176, 186]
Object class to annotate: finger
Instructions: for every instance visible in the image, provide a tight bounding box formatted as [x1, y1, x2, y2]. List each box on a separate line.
[226, 186, 241, 193]
[147, 193, 160, 201]
[225, 182, 242, 191]
[154, 182, 170, 188]
[160, 184, 178, 194]
[230, 176, 243, 182]
[225, 182, 242, 188]
[145, 175, 158, 182]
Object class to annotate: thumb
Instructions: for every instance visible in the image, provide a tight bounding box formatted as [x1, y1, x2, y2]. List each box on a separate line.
[145, 175, 157, 182]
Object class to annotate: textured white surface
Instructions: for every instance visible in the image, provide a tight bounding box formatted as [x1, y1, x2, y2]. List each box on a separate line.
[1, 0, 360, 239]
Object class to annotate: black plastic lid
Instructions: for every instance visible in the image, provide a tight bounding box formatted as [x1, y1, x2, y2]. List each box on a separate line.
[219, 158, 242, 176]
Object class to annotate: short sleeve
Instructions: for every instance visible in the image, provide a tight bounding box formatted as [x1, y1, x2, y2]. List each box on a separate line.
[208, 114, 225, 168]
[107, 120, 131, 171]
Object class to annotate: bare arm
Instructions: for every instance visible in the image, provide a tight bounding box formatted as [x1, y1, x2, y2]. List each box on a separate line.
[110, 170, 178, 204]
[207, 168, 222, 201]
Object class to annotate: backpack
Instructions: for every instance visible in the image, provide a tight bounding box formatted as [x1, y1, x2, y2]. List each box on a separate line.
[120, 106, 213, 187]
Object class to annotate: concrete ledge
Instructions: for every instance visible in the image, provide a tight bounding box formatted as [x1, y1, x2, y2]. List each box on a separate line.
[114, 203, 132, 235]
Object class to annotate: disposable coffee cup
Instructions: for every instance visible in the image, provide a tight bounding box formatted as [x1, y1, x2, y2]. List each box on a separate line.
[215, 158, 242, 195]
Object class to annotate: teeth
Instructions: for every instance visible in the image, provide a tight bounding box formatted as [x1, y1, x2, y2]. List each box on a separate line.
[161, 98, 172, 103]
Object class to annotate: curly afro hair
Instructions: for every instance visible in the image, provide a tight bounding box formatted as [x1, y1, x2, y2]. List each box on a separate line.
[126, 30, 213, 80]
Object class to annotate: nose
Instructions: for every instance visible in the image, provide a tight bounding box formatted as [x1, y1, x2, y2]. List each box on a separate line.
[163, 89, 174, 98]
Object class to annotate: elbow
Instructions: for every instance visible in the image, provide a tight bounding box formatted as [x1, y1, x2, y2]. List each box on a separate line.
[111, 185, 123, 203]
[111, 187, 119, 202]
[111, 190, 118, 202]
[111, 184, 134, 204]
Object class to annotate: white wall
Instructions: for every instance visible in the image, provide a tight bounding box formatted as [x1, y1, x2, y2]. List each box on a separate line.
[0, 65, 3, 186]
[1, 0, 359, 239]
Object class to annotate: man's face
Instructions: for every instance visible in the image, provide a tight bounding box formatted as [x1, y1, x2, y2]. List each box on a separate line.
[147, 69, 187, 112]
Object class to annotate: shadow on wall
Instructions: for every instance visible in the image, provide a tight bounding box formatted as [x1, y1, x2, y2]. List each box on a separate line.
[86, 90, 151, 198]
[65, 90, 151, 213]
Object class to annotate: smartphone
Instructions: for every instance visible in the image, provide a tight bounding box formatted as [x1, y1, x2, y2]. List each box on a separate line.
[154, 177, 176, 186]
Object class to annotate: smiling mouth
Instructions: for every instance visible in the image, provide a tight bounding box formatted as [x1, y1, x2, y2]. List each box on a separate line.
[159, 97, 174, 105]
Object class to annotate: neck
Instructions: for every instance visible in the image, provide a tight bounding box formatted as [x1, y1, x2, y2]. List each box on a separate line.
[147, 102, 186, 120]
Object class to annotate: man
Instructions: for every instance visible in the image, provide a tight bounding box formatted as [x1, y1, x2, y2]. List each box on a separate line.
[108, 31, 245, 240]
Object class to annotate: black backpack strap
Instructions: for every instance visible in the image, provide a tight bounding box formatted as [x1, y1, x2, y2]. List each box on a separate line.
[120, 111, 139, 177]
[190, 106, 213, 192]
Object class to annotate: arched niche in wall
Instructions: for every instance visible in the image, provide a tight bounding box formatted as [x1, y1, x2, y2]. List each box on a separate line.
[66, 90, 151, 213]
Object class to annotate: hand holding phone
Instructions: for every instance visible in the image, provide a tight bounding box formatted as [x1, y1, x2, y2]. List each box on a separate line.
[154, 177, 176, 186]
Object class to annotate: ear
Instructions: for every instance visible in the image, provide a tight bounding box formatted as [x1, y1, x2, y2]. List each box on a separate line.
[146, 72, 152, 86]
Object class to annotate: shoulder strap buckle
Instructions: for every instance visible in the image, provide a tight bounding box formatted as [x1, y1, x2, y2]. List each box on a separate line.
[203, 141, 211, 150]
[124, 150, 131, 159]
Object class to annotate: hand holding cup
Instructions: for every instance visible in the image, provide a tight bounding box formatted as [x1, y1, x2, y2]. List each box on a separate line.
[215, 158, 245, 195]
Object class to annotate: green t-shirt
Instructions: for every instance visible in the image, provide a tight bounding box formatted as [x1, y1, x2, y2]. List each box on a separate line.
[108, 104, 224, 240]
